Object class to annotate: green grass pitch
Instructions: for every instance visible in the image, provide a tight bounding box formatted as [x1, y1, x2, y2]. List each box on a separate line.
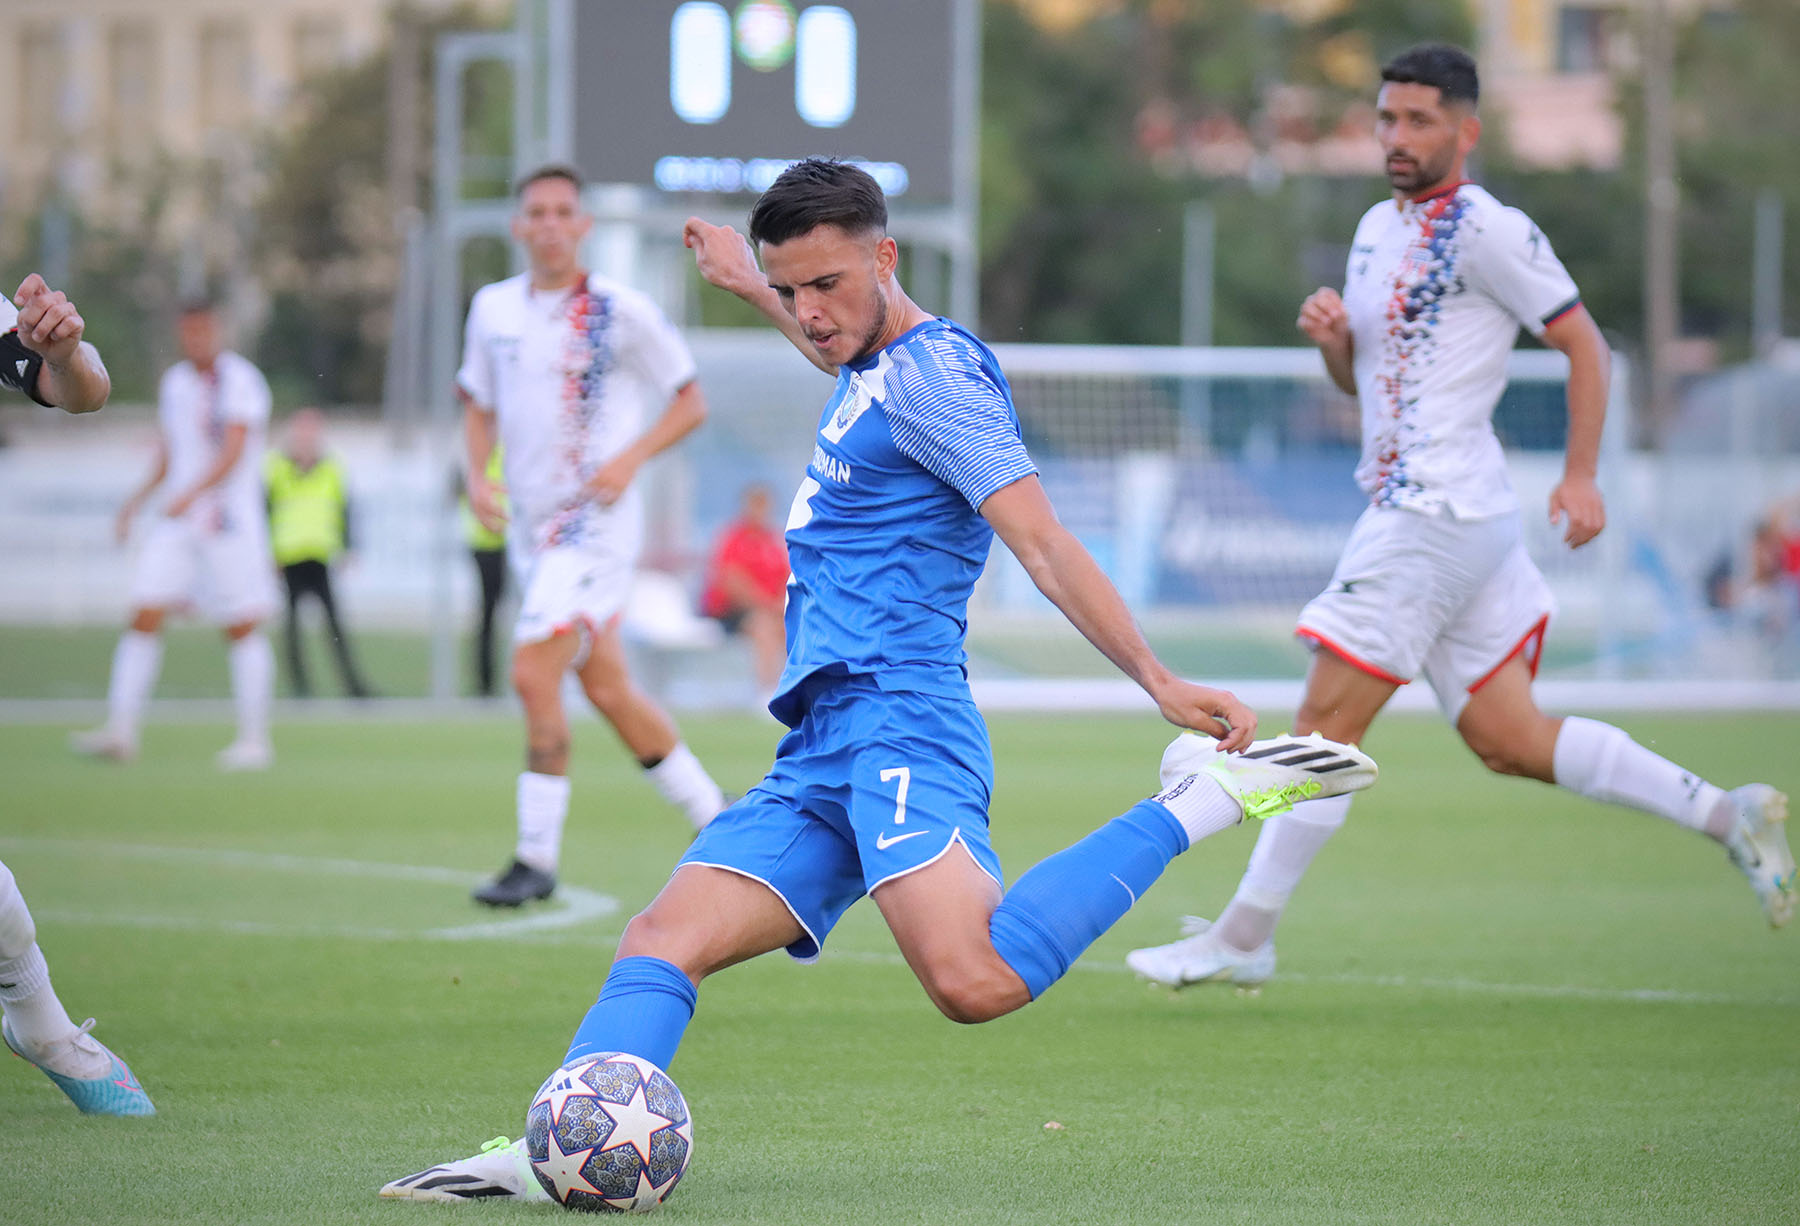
[2, 710, 1796, 1224]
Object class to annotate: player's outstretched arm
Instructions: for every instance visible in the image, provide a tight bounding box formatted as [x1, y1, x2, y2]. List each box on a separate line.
[682, 217, 836, 376]
[1542, 304, 1609, 548]
[982, 475, 1256, 750]
[13, 274, 110, 413]
[1296, 287, 1356, 396]
[586, 380, 708, 506]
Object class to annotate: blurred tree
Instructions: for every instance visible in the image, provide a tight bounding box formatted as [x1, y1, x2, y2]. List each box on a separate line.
[1653, 0, 1799, 358]
[254, 3, 508, 409]
[1484, 0, 1800, 396]
[979, 0, 1474, 346]
[0, 162, 190, 404]
[978, 1, 1185, 344]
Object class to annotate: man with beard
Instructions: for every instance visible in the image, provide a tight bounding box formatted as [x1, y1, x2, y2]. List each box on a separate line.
[1128, 43, 1793, 994]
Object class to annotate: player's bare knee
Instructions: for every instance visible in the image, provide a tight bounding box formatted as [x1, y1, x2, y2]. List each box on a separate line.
[1465, 731, 1527, 777]
[917, 961, 1021, 1025]
[583, 678, 631, 718]
[617, 908, 712, 980]
[1292, 701, 1332, 737]
[513, 663, 560, 708]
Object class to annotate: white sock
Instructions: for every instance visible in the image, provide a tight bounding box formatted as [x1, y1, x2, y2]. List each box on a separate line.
[0, 944, 81, 1052]
[105, 630, 163, 744]
[1216, 793, 1353, 953]
[1553, 716, 1729, 837]
[0, 861, 81, 1054]
[646, 743, 727, 830]
[227, 633, 275, 748]
[1151, 772, 1244, 848]
[515, 771, 571, 874]
[0, 858, 33, 962]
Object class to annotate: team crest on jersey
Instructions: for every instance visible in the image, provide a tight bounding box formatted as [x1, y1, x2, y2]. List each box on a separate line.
[822, 351, 893, 444]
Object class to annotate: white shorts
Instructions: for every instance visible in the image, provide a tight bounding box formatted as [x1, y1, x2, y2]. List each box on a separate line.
[512, 541, 638, 649]
[127, 516, 279, 625]
[1295, 505, 1555, 723]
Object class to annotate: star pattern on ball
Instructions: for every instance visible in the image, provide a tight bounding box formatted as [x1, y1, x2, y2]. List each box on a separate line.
[533, 1123, 604, 1203]
[603, 1168, 664, 1212]
[597, 1079, 678, 1165]
[537, 1058, 602, 1124]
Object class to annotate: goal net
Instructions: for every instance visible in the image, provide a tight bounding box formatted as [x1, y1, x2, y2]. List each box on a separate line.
[2, 335, 1792, 712]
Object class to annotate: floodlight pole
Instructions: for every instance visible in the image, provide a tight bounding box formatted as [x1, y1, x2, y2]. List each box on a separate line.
[427, 28, 528, 702]
[948, 0, 981, 327]
[1642, 0, 1678, 435]
[1753, 190, 1784, 358]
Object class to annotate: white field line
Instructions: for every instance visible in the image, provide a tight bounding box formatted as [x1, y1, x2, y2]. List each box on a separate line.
[0, 837, 618, 942]
[6, 838, 1795, 1007]
[808, 950, 1800, 1009]
[5, 675, 1800, 725]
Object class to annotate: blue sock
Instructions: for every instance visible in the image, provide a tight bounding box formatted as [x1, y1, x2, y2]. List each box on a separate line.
[564, 956, 698, 1071]
[989, 800, 1187, 999]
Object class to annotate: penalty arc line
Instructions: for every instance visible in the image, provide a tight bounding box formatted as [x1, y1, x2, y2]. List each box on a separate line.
[0, 837, 619, 942]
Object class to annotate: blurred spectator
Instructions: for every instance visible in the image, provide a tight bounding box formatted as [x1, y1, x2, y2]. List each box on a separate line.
[265, 407, 372, 699]
[1707, 496, 1800, 643]
[699, 483, 789, 691]
[1743, 505, 1800, 637]
[461, 447, 509, 697]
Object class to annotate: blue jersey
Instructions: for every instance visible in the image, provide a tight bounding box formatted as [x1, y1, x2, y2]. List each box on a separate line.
[771, 318, 1037, 726]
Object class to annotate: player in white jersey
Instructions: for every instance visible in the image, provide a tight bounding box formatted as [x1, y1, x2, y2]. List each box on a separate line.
[1128, 43, 1794, 991]
[1, 273, 154, 1114]
[458, 164, 727, 907]
[72, 299, 280, 771]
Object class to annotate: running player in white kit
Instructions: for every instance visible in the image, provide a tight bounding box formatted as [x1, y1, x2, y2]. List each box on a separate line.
[458, 164, 727, 907]
[1128, 43, 1794, 990]
[72, 298, 280, 771]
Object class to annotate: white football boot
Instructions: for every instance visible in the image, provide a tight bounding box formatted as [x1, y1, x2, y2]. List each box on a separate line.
[215, 739, 273, 772]
[1126, 915, 1276, 989]
[1723, 784, 1795, 928]
[379, 1135, 550, 1202]
[69, 726, 136, 763]
[1164, 730, 1379, 821]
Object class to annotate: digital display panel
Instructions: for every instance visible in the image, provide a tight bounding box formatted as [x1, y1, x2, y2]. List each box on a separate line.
[573, 0, 957, 202]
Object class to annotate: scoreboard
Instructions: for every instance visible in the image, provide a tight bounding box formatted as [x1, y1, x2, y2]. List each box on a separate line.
[571, 1, 958, 203]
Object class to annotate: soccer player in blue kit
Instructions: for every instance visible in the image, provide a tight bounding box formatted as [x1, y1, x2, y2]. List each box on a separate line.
[382, 160, 1379, 1201]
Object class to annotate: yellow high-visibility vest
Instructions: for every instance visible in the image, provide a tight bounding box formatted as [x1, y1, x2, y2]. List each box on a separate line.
[462, 448, 508, 552]
[265, 451, 348, 566]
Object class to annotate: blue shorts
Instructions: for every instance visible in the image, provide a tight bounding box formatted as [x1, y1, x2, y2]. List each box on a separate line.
[678, 674, 1004, 961]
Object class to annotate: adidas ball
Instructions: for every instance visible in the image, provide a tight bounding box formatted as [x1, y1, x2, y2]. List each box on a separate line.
[526, 1053, 694, 1213]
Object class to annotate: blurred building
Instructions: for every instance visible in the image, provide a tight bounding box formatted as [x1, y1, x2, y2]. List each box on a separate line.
[0, 0, 501, 226]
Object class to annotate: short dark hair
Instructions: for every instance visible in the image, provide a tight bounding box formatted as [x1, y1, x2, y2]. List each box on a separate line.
[748, 158, 887, 247]
[1380, 43, 1479, 108]
[515, 162, 585, 198]
[176, 295, 217, 317]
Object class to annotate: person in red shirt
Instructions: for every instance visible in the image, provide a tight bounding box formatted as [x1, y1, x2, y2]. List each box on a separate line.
[700, 483, 788, 691]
